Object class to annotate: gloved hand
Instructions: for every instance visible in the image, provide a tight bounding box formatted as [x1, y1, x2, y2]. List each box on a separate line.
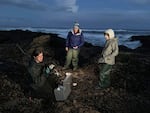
[45, 64, 55, 75]
[49, 64, 55, 70]
[45, 67, 50, 74]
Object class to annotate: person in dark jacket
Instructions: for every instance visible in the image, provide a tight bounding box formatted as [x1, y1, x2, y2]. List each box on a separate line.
[28, 48, 58, 100]
[63, 22, 84, 71]
[96, 29, 119, 89]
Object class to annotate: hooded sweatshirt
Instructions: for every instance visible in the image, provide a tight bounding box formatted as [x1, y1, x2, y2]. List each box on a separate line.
[98, 29, 119, 65]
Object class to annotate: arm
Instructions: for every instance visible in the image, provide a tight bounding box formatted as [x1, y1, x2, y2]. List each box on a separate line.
[105, 41, 119, 58]
[66, 32, 71, 47]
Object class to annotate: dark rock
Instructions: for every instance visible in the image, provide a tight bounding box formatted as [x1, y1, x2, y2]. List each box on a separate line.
[131, 35, 150, 48]
[0, 30, 150, 113]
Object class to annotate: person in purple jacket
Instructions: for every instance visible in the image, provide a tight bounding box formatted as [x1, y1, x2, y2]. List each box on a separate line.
[63, 22, 84, 71]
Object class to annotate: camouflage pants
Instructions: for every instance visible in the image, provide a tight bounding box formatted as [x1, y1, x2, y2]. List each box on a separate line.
[99, 64, 112, 88]
[64, 48, 80, 69]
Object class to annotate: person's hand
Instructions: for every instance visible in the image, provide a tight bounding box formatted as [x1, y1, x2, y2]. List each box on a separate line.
[65, 47, 69, 51]
[49, 64, 55, 70]
[73, 46, 78, 49]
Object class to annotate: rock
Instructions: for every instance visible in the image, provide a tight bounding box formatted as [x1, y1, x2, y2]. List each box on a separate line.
[0, 30, 150, 113]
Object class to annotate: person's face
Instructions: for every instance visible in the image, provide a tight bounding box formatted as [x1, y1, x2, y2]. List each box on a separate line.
[73, 27, 79, 33]
[104, 33, 110, 40]
[34, 52, 43, 63]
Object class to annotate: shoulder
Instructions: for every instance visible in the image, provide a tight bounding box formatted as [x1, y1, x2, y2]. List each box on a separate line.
[28, 59, 34, 67]
[110, 38, 118, 43]
[68, 31, 73, 36]
[110, 38, 118, 48]
[68, 31, 72, 34]
[28, 60, 36, 71]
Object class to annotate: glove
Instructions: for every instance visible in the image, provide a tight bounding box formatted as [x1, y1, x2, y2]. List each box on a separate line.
[48, 64, 55, 70]
[45, 67, 50, 74]
[45, 64, 55, 75]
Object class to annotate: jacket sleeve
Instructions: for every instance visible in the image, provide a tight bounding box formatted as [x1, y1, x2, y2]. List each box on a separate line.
[66, 32, 71, 47]
[78, 33, 84, 47]
[105, 41, 119, 58]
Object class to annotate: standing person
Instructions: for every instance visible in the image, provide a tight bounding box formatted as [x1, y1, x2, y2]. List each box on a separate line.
[63, 22, 84, 71]
[96, 29, 119, 89]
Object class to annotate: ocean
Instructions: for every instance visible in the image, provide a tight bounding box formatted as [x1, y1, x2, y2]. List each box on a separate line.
[0, 27, 150, 49]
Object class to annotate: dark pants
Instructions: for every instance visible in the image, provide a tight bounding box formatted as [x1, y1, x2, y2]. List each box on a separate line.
[99, 64, 112, 88]
[32, 74, 58, 101]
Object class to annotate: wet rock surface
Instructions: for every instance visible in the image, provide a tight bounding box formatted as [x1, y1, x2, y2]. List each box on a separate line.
[0, 30, 150, 113]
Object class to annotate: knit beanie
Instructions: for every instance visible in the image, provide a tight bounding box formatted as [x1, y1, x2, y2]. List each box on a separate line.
[73, 22, 80, 29]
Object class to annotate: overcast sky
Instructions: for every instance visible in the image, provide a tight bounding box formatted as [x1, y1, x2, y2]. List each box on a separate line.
[0, 0, 150, 29]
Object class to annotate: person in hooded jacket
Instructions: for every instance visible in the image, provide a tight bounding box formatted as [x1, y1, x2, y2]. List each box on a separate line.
[63, 22, 84, 71]
[96, 29, 119, 89]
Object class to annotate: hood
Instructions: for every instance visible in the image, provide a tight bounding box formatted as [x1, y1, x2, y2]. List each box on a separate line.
[104, 29, 115, 39]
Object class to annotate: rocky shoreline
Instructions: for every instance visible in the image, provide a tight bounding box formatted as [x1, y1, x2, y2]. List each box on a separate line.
[0, 30, 150, 113]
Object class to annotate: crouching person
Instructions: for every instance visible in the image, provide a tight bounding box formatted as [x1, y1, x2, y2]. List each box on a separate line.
[28, 48, 58, 105]
[96, 29, 119, 89]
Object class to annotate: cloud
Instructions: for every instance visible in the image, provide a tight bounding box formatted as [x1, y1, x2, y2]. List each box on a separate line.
[74, 9, 150, 29]
[130, 0, 150, 4]
[0, 0, 47, 10]
[0, 16, 28, 27]
[55, 0, 78, 13]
